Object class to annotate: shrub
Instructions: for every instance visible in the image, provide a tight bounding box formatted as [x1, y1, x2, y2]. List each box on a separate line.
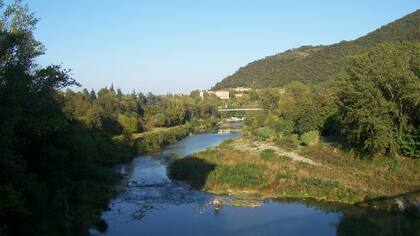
[398, 129, 420, 158]
[301, 130, 320, 146]
[255, 127, 276, 140]
[117, 114, 140, 133]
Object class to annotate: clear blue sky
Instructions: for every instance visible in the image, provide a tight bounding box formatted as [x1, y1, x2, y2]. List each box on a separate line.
[24, 0, 419, 94]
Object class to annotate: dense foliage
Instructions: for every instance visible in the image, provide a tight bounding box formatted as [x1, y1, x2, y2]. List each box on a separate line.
[213, 10, 420, 89]
[241, 43, 419, 158]
[63, 87, 219, 136]
[0, 2, 136, 235]
[243, 83, 336, 148]
[0, 1, 419, 235]
[0, 2, 220, 235]
[338, 43, 420, 156]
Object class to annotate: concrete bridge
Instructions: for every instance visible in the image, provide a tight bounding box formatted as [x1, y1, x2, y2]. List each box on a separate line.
[218, 107, 264, 112]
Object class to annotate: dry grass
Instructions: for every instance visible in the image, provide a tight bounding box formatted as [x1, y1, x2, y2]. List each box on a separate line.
[170, 137, 420, 209]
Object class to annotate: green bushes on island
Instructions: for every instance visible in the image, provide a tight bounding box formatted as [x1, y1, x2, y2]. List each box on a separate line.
[168, 138, 420, 208]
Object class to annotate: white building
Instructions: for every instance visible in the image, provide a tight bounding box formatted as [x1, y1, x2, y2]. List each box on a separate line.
[200, 90, 230, 100]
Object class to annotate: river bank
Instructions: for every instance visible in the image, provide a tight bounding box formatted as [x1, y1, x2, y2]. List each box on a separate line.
[113, 118, 219, 153]
[93, 133, 420, 236]
[89, 120, 220, 231]
[168, 137, 420, 215]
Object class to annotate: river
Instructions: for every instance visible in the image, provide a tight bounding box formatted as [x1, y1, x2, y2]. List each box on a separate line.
[91, 133, 420, 236]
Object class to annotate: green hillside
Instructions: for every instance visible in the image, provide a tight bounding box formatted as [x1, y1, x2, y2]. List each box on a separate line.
[213, 10, 420, 89]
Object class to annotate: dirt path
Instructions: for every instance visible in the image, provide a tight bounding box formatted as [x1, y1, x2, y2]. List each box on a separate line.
[231, 139, 320, 166]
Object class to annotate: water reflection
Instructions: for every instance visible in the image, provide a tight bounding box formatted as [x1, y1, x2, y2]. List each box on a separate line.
[337, 208, 420, 236]
[93, 133, 420, 236]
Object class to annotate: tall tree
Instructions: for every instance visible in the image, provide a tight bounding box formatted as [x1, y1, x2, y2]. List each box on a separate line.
[338, 43, 420, 156]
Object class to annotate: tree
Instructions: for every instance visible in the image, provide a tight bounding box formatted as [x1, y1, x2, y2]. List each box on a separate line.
[259, 89, 281, 110]
[0, 2, 133, 235]
[89, 89, 97, 100]
[338, 43, 420, 156]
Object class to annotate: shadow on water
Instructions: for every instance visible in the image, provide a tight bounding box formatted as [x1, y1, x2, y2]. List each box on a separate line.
[168, 157, 216, 189]
[354, 189, 420, 207]
[336, 209, 420, 236]
[95, 134, 420, 236]
[270, 198, 420, 236]
[166, 156, 420, 235]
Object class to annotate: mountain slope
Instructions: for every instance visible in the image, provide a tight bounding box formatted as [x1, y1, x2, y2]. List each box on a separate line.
[213, 10, 420, 89]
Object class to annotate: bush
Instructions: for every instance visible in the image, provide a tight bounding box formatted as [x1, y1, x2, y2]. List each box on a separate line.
[255, 127, 276, 140]
[398, 129, 420, 158]
[117, 114, 140, 133]
[301, 130, 320, 146]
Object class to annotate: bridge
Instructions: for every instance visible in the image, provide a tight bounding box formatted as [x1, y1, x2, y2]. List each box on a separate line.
[218, 107, 264, 112]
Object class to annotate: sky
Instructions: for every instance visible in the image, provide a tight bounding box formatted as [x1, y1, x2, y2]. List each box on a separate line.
[22, 0, 420, 94]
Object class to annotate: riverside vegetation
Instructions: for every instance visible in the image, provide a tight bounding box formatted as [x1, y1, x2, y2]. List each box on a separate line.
[0, 2, 221, 235]
[1, 1, 419, 235]
[169, 138, 420, 212]
[169, 36, 420, 212]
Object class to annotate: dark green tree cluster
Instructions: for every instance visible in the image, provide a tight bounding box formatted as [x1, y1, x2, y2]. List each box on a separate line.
[338, 43, 420, 157]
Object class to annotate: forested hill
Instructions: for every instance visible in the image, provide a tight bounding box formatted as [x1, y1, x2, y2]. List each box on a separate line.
[212, 10, 420, 89]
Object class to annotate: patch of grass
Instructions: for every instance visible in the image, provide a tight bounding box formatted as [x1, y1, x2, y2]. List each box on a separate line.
[260, 149, 276, 160]
[199, 148, 222, 159]
[302, 177, 341, 189]
[168, 137, 420, 209]
[274, 134, 299, 150]
[219, 138, 235, 148]
[260, 149, 290, 162]
[208, 163, 266, 189]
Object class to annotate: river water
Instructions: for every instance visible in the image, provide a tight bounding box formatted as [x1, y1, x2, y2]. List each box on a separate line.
[91, 133, 420, 236]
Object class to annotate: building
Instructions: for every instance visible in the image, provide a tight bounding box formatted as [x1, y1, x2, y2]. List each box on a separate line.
[232, 87, 251, 92]
[200, 90, 230, 100]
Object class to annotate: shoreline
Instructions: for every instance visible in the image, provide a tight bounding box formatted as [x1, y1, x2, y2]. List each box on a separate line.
[168, 137, 420, 216]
